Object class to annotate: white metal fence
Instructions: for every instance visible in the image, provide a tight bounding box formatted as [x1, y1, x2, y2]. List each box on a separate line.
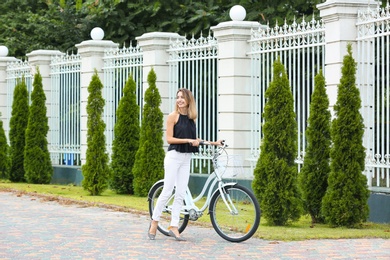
[49, 53, 81, 166]
[357, 5, 390, 191]
[248, 17, 326, 170]
[5, 60, 33, 135]
[167, 34, 218, 174]
[103, 45, 143, 157]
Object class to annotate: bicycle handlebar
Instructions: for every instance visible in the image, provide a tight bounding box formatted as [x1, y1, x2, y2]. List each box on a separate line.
[199, 140, 226, 147]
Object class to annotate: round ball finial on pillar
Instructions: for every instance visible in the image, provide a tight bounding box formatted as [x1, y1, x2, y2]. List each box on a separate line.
[0, 46, 9, 57]
[90, 27, 104, 40]
[229, 5, 246, 21]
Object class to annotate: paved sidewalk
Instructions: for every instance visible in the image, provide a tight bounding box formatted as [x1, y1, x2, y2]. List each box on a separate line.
[0, 192, 389, 260]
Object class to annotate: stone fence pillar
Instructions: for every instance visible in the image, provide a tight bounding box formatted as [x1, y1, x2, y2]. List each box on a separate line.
[136, 32, 183, 146]
[27, 50, 63, 126]
[75, 39, 118, 164]
[0, 55, 18, 137]
[211, 20, 260, 178]
[318, 0, 378, 169]
[317, 0, 377, 112]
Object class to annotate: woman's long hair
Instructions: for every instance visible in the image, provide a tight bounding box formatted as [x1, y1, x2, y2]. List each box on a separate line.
[176, 88, 197, 120]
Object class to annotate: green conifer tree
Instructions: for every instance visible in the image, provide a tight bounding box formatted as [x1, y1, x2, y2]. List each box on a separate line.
[299, 70, 331, 224]
[132, 69, 164, 197]
[9, 78, 29, 182]
[322, 44, 369, 227]
[0, 114, 10, 179]
[24, 69, 53, 184]
[82, 71, 110, 195]
[110, 75, 140, 194]
[252, 58, 302, 226]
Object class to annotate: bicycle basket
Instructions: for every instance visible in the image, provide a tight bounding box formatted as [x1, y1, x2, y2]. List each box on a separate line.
[215, 154, 244, 178]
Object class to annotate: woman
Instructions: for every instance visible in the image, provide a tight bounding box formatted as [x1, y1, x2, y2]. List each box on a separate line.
[148, 88, 222, 241]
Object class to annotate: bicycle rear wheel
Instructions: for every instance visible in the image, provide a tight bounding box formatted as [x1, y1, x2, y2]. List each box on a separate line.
[148, 181, 189, 236]
[209, 184, 260, 242]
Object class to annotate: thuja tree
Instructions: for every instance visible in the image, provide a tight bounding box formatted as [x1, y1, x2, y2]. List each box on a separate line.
[110, 75, 140, 194]
[322, 44, 369, 227]
[299, 70, 331, 224]
[132, 69, 165, 197]
[252, 58, 302, 226]
[0, 115, 10, 179]
[82, 71, 110, 196]
[9, 78, 29, 182]
[24, 69, 53, 184]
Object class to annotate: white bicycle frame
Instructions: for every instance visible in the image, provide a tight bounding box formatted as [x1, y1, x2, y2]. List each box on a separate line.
[152, 142, 241, 219]
[165, 166, 239, 219]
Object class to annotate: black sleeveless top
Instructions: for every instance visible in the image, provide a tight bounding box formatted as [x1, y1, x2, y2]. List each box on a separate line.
[168, 114, 199, 153]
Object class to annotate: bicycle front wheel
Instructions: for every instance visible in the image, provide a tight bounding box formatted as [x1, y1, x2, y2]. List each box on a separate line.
[209, 184, 260, 242]
[148, 181, 189, 236]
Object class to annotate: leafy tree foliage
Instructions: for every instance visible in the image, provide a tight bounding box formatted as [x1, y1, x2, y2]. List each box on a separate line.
[9, 78, 29, 182]
[239, 0, 323, 26]
[84, 0, 324, 45]
[2, 0, 389, 58]
[24, 69, 53, 184]
[0, 115, 10, 179]
[252, 58, 302, 226]
[82, 71, 110, 196]
[321, 44, 369, 227]
[132, 69, 164, 197]
[0, 0, 91, 58]
[83, 0, 228, 44]
[0, 0, 354, 57]
[110, 75, 140, 194]
[299, 70, 331, 224]
[60, 0, 83, 10]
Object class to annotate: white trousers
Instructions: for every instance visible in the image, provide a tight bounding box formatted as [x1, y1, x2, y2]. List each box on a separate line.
[152, 150, 192, 227]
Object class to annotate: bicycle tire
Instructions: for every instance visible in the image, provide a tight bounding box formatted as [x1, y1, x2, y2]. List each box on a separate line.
[209, 183, 261, 242]
[148, 181, 189, 236]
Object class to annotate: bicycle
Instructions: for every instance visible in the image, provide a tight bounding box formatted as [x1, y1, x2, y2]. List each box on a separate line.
[147, 141, 261, 242]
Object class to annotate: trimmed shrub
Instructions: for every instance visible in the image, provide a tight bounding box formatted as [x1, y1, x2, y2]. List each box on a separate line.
[132, 68, 165, 197]
[321, 43, 369, 227]
[299, 70, 331, 224]
[110, 75, 140, 194]
[0, 115, 10, 179]
[82, 71, 110, 195]
[24, 68, 53, 184]
[9, 78, 29, 182]
[252, 58, 302, 226]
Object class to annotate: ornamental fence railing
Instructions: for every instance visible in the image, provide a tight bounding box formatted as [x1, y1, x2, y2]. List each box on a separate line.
[357, 5, 390, 192]
[167, 33, 218, 174]
[102, 45, 143, 156]
[248, 17, 325, 172]
[49, 53, 81, 166]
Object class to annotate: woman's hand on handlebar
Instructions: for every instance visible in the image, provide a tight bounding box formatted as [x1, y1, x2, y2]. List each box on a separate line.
[215, 139, 224, 146]
[199, 139, 225, 146]
[188, 139, 201, 147]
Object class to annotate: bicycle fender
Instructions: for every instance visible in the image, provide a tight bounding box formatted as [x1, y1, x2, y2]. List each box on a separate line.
[209, 182, 237, 206]
[147, 179, 164, 201]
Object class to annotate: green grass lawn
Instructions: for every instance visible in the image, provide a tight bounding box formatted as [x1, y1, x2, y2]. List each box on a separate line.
[1, 181, 389, 241]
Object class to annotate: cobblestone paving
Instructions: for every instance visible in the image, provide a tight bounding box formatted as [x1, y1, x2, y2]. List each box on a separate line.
[0, 192, 389, 259]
